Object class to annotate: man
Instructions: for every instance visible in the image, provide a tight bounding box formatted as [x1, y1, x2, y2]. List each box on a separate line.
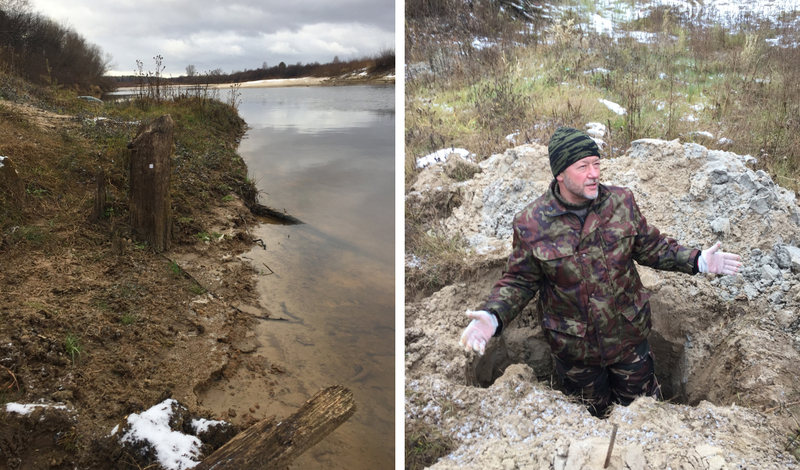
[459, 127, 741, 417]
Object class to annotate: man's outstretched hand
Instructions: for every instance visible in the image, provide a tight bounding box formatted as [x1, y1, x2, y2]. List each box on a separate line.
[699, 242, 741, 275]
[459, 310, 498, 356]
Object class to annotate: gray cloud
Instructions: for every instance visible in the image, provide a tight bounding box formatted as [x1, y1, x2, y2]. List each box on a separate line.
[30, 0, 395, 76]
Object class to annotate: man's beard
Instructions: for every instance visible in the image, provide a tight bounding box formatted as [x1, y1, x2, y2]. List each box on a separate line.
[563, 174, 599, 201]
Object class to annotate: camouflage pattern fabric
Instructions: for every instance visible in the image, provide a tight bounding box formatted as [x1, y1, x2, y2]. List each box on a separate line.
[478, 180, 698, 366]
[555, 339, 661, 417]
[547, 127, 601, 177]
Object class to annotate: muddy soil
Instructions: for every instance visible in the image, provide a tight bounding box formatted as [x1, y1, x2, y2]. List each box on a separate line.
[0, 101, 287, 468]
[406, 138, 800, 468]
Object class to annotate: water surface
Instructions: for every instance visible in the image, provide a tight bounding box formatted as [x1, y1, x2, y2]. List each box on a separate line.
[199, 85, 394, 469]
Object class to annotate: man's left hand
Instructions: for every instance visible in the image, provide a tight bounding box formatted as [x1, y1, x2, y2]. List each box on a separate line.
[699, 242, 741, 275]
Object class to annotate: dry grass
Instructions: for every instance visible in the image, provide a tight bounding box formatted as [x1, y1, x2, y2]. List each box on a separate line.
[406, 2, 800, 191]
[405, 418, 456, 470]
[405, 1, 800, 288]
[0, 70, 254, 252]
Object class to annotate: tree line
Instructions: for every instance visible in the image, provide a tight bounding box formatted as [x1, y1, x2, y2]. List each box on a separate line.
[0, 0, 113, 90]
[110, 48, 395, 87]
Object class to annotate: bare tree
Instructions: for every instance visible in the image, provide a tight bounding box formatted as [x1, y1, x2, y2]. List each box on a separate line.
[185, 64, 196, 77]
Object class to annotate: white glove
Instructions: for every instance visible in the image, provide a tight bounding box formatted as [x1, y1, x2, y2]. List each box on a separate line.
[459, 310, 498, 356]
[699, 242, 741, 275]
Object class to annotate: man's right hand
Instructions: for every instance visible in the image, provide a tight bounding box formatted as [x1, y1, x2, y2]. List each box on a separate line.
[459, 310, 498, 355]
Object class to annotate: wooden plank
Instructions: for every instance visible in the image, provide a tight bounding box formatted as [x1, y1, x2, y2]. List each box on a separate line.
[196, 385, 356, 470]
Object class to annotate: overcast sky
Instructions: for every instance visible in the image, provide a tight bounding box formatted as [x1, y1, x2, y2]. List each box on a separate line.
[29, 0, 395, 77]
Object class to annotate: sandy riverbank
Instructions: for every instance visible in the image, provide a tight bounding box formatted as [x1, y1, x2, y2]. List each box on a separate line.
[210, 77, 327, 88]
[109, 75, 394, 97]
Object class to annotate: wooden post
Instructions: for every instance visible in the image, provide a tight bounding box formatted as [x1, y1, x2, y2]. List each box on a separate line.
[92, 169, 106, 222]
[195, 385, 356, 470]
[0, 155, 25, 208]
[128, 115, 174, 252]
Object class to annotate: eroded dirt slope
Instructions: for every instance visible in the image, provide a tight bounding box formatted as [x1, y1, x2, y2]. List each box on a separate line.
[0, 96, 283, 468]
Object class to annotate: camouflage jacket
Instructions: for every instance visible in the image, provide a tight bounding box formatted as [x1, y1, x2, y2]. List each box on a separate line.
[479, 181, 698, 366]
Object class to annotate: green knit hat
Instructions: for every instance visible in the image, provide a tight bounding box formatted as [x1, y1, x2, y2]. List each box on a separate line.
[548, 127, 600, 177]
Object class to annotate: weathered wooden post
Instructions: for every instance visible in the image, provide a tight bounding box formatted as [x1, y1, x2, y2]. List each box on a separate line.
[92, 169, 106, 222]
[195, 385, 356, 469]
[0, 155, 25, 208]
[128, 115, 174, 252]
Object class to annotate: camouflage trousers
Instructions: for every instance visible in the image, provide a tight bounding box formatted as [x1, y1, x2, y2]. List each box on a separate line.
[554, 339, 661, 418]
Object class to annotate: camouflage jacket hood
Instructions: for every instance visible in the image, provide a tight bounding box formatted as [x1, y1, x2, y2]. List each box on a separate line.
[479, 180, 698, 366]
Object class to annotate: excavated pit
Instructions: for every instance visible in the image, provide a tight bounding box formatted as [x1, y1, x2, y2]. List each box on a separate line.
[406, 139, 800, 467]
[466, 319, 694, 405]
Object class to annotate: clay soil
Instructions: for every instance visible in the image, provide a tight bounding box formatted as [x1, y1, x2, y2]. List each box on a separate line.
[0, 90, 282, 468]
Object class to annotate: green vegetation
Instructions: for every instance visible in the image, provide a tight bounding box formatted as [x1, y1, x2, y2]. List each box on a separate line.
[188, 281, 206, 295]
[63, 334, 82, 368]
[168, 259, 182, 278]
[405, 0, 800, 297]
[119, 313, 137, 325]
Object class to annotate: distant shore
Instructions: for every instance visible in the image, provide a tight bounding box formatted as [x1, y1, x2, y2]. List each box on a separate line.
[111, 74, 395, 94]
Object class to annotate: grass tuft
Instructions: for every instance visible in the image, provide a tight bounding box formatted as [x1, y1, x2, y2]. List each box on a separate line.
[63, 334, 82, 368]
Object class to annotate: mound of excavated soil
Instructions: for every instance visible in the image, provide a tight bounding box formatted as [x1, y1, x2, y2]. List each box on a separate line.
[406, 139, 800, 468]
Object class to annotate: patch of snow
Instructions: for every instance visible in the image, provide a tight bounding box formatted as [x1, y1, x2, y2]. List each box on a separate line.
[506, 131, 519, 144]
[0, 155, 5, 168]
[191, 418, 225, 434]
[407, 254, 423, 269]
[628, 31, 659, 44]
[6, 403, 66, 415]
[599, 98, 626, 115]
[585, 122, 606, 139]
[417, 148, 474, 168]
[120, 399, 202, 470]
[472, 37, 495, 50]
[690, 131, 714, 139]
[591, 13, 614, 35]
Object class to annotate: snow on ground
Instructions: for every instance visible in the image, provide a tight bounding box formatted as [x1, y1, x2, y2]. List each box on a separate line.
[599, 98, 626, 115]
[6, 403, 67, 415]
[115, 399, 203, 470]
[417, 148, 475, 168]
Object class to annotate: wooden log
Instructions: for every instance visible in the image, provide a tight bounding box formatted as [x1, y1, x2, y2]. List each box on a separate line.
[128, 115, 174, 252]
[195, 385, 356, 470]
[92, 169, 106, 222]
[249, 203, 303, 225]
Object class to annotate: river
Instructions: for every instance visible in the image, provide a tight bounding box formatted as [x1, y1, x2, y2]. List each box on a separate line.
[197, 84, 395, 469]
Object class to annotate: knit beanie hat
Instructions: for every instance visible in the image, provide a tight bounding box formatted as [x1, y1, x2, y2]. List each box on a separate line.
[548, 127, 600, 177]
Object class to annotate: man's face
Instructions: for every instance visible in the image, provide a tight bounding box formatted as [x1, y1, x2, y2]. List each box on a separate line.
[556, 155, 600, 204]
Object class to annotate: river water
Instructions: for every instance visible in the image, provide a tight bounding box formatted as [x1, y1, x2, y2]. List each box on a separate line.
[197, 85, 394, 469]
